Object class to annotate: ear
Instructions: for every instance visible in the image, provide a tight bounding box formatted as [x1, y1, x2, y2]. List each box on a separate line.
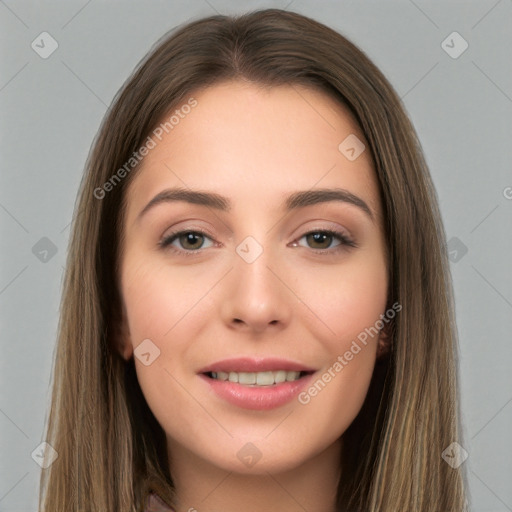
[376, 319, 392, 360]
[111, 302, 134, 361]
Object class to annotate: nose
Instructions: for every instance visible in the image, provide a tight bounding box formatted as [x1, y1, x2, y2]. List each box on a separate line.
[220, 245, 292, 334]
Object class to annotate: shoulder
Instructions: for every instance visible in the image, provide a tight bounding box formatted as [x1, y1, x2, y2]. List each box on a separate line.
[144, 492, 174, 512]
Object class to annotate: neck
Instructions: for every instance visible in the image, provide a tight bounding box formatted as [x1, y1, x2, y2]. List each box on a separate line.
[167, 439, 342, 512]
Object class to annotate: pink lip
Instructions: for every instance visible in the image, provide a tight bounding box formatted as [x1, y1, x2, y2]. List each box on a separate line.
[198, 357, 316, 411]
[198, 357, 316, 374]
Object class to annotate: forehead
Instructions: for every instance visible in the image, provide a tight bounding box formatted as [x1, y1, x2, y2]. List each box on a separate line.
[123, 80, 381, 222]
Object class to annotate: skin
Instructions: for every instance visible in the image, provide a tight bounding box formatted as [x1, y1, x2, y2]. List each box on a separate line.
[116, 80, 389, 512]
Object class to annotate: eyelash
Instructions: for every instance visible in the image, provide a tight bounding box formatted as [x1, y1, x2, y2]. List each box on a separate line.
[158, 229, 357, 257]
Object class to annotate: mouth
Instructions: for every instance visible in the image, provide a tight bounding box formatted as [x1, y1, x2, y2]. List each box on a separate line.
[198, 358, 316, 410]
[204, 370, 313, 386]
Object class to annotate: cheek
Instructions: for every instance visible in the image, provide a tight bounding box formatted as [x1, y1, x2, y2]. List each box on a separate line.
[121, 256, 204, 342]
[295, 250, 388, 344]
[292, 251, 387, 414]
[120, 254, 220, 396]
[120, 257, 208, 423]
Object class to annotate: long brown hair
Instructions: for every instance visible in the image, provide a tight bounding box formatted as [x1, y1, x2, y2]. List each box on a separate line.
[38, 8, 468, 511]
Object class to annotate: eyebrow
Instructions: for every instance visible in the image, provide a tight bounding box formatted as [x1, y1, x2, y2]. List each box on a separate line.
[136, 187, 374, 222]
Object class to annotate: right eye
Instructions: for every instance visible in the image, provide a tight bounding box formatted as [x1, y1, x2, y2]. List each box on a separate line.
[159, 230, 215, 254]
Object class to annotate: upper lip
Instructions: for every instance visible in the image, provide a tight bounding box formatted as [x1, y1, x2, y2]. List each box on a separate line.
[198, 357, 316, 374]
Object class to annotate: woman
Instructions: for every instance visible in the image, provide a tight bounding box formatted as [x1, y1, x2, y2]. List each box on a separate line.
[38, 8, 468, 512]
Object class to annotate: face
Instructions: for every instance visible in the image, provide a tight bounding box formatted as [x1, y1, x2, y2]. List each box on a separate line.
[117, 80, 388, 476]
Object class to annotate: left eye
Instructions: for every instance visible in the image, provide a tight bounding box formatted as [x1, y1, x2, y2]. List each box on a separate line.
[296, 230, 355, 250]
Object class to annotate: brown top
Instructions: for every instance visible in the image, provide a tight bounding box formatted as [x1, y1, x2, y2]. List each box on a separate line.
[144, 492, 174, 511]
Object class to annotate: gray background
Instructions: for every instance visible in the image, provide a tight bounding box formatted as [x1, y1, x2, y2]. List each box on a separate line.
[1, 1, 511, 510]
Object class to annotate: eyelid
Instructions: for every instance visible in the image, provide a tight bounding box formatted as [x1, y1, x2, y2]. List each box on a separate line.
[159, 218, 218, 241]
[291, 220, 354, 242]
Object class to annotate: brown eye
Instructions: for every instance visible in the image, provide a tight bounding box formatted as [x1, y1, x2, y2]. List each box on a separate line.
[178, 232, 205, 250]
[160, 230, 214, 252]
[306, 232, 335, 249]
[296, 230, 356, 252]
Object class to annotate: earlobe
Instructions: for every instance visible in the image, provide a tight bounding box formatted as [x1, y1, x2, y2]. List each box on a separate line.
[119, 337, 134, 361]
[376, 322, 392, 360]
[111, 303, 134, 361]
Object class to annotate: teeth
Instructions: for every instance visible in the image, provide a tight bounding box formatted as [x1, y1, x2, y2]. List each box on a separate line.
[275, 370, 287, 383]
[210, 370, 303, 386]
[256, 371, 274, 385]
[239, 372, 256, 385]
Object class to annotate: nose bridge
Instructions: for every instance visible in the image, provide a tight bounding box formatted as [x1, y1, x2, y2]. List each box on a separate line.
[234, 235, 280, 302]
[221, 234, 292, 331]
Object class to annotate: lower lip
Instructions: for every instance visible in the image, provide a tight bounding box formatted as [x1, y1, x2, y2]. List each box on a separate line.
[199, 373, 314, 410]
